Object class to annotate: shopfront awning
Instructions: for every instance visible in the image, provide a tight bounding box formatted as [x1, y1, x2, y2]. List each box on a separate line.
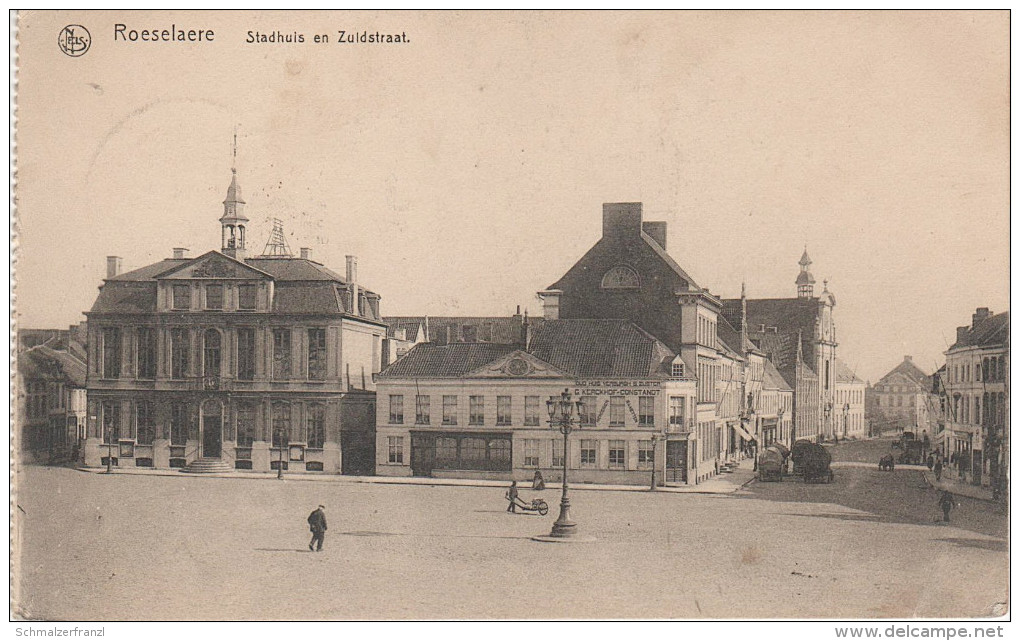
[732, 422, 756, 442]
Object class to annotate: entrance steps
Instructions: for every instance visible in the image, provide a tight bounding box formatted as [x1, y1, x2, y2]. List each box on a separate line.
[182, 458, 232, 474]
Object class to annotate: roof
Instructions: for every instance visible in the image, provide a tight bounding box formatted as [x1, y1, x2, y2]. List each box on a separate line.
[546, 231, 701, 292]
[378, 343, 519, 378]
[949, 311, 1009, 350]
[527, 319, 675, 379]
[722, 297, 822, 369]
[223, 169, 246, 206]
[93, 252, 380, 319]
[762, 359, 792, 391]
[383, 318, 425, 342]
[378, 319, 676, 380]
[717, 314, 758, 356]
[834, 358, 864, 385]
[875, 356, 930, 388]
[19, 345, 87, 387]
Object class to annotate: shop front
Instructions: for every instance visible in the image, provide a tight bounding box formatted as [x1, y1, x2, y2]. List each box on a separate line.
[410, 431, 513, 479]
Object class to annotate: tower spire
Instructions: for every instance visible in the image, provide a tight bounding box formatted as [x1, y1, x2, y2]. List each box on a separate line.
[221, 128, 249, 260]
[796, 246, 815, 298]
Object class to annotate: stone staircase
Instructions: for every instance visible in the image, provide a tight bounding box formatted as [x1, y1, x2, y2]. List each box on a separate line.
[182, 457, 233, 474]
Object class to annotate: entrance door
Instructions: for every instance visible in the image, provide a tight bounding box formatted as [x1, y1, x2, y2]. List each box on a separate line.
[665, 440, 687, 483]
[202, 415, 222, 458]
[410, 434, 435, 477]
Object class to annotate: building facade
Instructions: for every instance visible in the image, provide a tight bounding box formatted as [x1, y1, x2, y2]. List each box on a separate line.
[940, 308, 1008, 493]
[867, 355, 936, 437]
[17, 332, 88, 464]
[722, 250, 837, 443]
[83, 165, 386, 474]
[376, 319, 699, 486]
[834, 359, 867, 439]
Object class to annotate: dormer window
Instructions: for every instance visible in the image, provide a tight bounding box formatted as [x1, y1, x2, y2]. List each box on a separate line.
[172, 284, 191, 310]
[205, 284, 223, 310]
[601, 265, 640, 289]
[671, 361, 685, 378]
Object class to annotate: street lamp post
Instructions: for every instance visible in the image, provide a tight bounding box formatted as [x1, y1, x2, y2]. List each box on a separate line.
[777, 408, 785, 445]
[649, 428, 667, 490]
[823, 402, 833, 443]
[543, 388, 586, 539]
[842, 402, 850, 440]
[276, 426, 285, 480]
[105, 423, 114, 474]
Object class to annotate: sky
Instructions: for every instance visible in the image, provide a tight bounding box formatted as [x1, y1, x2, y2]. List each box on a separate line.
[15, 10, 1009, 384]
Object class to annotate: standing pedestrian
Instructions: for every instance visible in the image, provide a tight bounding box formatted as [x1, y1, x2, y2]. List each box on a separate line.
[926, 454, 934, 470]
[938, 490, 956, 523]
[532, 470, 545, 491]
[506, 480, 519, 513]
[934, 459, 943, 482]
[307, 504, 327, 552]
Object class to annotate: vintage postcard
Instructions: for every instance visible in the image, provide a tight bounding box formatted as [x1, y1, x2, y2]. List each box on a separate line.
[10, 9, 1010, 627]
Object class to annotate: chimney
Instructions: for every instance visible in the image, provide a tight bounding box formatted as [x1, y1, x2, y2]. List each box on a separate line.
[904, 355, 912, 363]
[538, 290, 562, 320]
[972, 307, 991, 326]
[957, 326, 969, 343]
[346, 255, 359, 316]
[642, 221, 667, 250]
[172, 248, 188, 259]
[602, 203, 643, 239]
[106, 256, 122, 279]
[300, 247, 312, 260]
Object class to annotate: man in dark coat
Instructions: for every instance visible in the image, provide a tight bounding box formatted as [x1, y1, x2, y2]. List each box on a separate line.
[938, 490, 956, 523]
[506, 481, 519, 513]
[308, 505, 327, 551]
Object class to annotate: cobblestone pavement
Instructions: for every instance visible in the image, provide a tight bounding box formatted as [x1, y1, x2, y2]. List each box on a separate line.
[14, 463, 1007, 621]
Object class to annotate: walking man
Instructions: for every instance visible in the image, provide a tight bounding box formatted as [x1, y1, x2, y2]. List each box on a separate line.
[938, 490, 956, 523]
[934, 459, 943, 482]
[307, 504, 327, 552]
[506, 481, 519, 513]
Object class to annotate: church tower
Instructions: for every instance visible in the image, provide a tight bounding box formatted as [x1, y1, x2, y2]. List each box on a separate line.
[796, 247, 815, 298]
[220, 132, 249, 260]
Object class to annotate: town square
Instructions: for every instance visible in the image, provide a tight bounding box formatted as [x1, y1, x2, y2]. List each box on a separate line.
[11, 10, 1009, 625]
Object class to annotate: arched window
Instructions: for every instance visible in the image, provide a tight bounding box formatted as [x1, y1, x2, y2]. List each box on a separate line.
[203, 329, 222, 377]
[601, 265, 640, 289]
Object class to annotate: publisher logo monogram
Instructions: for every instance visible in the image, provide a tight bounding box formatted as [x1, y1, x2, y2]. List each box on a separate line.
[58, 25, 91, 57]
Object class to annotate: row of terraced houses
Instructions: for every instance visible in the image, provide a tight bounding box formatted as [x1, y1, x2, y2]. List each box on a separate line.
[18, 162, 868, 485]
